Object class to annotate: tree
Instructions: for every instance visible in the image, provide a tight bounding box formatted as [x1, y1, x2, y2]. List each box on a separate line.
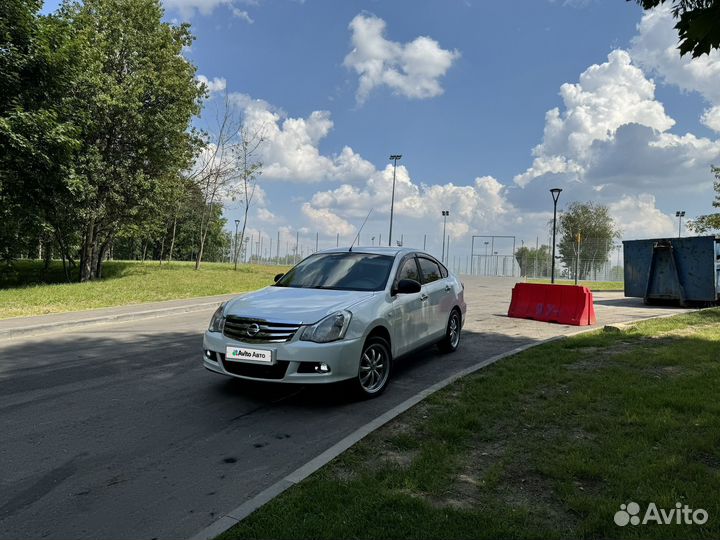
[514, 245, 550, 277]
[233, 126, 264, 268]
[190, 94, 264, 270]
[557, 202, 620, 280]
[630, 0, 720, 57]
[52, 0, 204, 281]
[687, 165, 720, 232]
[0, 0, 79, 273]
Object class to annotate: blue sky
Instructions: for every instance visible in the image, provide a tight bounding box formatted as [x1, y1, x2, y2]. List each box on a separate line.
[41, 0, 720, 261]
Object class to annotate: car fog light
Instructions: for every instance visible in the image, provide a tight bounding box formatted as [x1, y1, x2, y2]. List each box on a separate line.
[315, 363, 331, 373]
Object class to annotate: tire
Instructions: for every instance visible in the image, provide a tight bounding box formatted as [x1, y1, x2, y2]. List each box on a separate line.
[354, 336, 392, 398]
[438, 309, 461, 353]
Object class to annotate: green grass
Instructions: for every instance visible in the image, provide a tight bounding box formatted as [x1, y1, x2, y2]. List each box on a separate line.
[527, 278, 624, 291]
[0, 260, 289, 319]
[219, 310, 720, 540]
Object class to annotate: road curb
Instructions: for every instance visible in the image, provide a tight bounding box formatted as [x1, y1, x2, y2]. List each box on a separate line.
[0, 300, 226, 341]
[187, 338, 568, 540]
[188, 308, 699, 540]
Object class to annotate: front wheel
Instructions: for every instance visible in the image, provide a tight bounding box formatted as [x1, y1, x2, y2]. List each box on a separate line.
[354, 336, 392, 398]
[438, 309, 461, 353]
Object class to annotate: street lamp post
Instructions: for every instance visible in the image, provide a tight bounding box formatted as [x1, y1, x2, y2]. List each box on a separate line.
[233, 219, 240, 270]
[550, 188, 563, 284]
[484, 241, 489, 276]
[441, 210, 449, 263]
[675, 210, 685, 238]
[388, 154, 402, 246]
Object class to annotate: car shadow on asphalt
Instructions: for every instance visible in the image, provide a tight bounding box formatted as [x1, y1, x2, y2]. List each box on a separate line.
[206, 328, 537, 410]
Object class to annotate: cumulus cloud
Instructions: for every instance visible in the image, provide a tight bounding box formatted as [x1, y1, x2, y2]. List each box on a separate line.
[701, 106, 720, 133]
[197, 75, 227, 95]
[513, 48, 720, 198]
[608, 194, 676, 239]
[301, 203, 356, 236]
[514, 50, 675, 187]
[630, 5, 720, 107]
[343, 13, 460, 103]
[305, 165, 516, 240]
[229, 93, 375, 182]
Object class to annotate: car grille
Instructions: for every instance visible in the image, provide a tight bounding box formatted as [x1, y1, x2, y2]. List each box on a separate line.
[220, 354, 289, 380]
[223, 316, 302, 343]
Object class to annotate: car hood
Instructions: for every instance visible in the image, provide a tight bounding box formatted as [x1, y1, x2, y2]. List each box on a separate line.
[224, 286, 377, 324]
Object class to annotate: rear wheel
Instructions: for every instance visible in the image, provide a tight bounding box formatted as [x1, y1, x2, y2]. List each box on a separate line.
[354, 336, 392, 397]
[438, 309, 461, 353]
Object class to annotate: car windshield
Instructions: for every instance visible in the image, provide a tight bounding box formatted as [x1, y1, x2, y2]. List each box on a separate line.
[274, 252, 394, 291]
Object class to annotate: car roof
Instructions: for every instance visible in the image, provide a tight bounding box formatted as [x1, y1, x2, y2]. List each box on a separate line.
[317, 246, 435, 259]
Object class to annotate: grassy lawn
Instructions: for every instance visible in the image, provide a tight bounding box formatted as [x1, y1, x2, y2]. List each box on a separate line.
[0, 260, 289, 319]
[220, 310, 720, 540]
[527, 278, 624, 291]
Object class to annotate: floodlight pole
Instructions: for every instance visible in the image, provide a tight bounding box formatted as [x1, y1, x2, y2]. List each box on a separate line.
[388, 154, 402, 246]
[675, 210, 685, 238]
[233, 219, 240, 270]
[550, 188, 562, 284]
[441, 210, 449, 263]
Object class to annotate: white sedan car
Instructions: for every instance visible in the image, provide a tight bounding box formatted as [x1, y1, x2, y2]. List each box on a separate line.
[202, 247, 466, 397]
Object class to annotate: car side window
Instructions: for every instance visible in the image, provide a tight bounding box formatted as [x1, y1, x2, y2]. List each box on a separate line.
[418, 257, 442, 284]
[396, 257, 420, 283]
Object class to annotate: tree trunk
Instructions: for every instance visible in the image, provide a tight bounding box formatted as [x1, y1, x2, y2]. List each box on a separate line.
[158, 226, 167, 265]
[80, 218, 96, 282]
[95, 234, 112, 279]
[168, 212, 178, 263]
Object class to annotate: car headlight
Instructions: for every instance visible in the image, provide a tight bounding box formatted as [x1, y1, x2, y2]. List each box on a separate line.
[299, 310, 352, 343]
[208, 303, 226, 333]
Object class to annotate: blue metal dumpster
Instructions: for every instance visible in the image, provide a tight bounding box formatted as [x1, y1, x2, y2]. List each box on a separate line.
[623, 236, 720, 305]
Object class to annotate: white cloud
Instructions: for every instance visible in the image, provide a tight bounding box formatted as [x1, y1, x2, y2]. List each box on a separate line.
[231, 8, 253, 23]
[301, 203, 356, 237]
[514, 49, 675, 187]
[701, 106, 720, 133]
[163, 0, 256, 19]
[229, 93, 376, 182]
[343, 13, 460, 103]
[164, 0, 230, 17]
[256, 207, 278, 223]
[197, 75, 227, 95]
[305, 166, 516, 240]
[608, 194, 676, 239]
[630, 5, 720, 107]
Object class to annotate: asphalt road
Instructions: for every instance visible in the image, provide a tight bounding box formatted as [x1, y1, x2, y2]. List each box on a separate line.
[0, 278, 691, 540]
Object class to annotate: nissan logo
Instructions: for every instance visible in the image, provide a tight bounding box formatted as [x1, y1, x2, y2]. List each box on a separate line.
[246, 323, 261, 337]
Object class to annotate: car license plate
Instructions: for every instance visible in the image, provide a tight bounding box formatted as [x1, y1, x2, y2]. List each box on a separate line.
[225, 346, 274, 364]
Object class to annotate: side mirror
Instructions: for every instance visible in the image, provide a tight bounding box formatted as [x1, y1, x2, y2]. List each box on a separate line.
[273, 273, 284, 283]
[395, 279, 421, 295]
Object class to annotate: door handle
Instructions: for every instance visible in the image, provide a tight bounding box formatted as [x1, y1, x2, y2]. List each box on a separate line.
[420, 293, 429, 302]
[444, 285, 451, 292]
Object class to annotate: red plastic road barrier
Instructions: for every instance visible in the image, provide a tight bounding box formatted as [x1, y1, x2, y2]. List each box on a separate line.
[508, 283, 596, 326]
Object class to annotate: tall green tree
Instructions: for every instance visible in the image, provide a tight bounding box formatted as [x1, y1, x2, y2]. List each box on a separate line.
[514, 245, 550, 277]
[557, 202, 620, 280]
[629, 0, 720, 57]
[52, 0, 204, 281]
[0, 0, 79, 271]
[688, 165, 720, 233]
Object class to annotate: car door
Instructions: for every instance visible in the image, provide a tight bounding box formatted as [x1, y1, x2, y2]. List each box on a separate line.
[417, 256, 450, 340]
[389, 255, 424, 357]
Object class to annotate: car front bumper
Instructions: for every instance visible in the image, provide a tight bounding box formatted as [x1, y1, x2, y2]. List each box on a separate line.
[202, 330, 364, 384]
